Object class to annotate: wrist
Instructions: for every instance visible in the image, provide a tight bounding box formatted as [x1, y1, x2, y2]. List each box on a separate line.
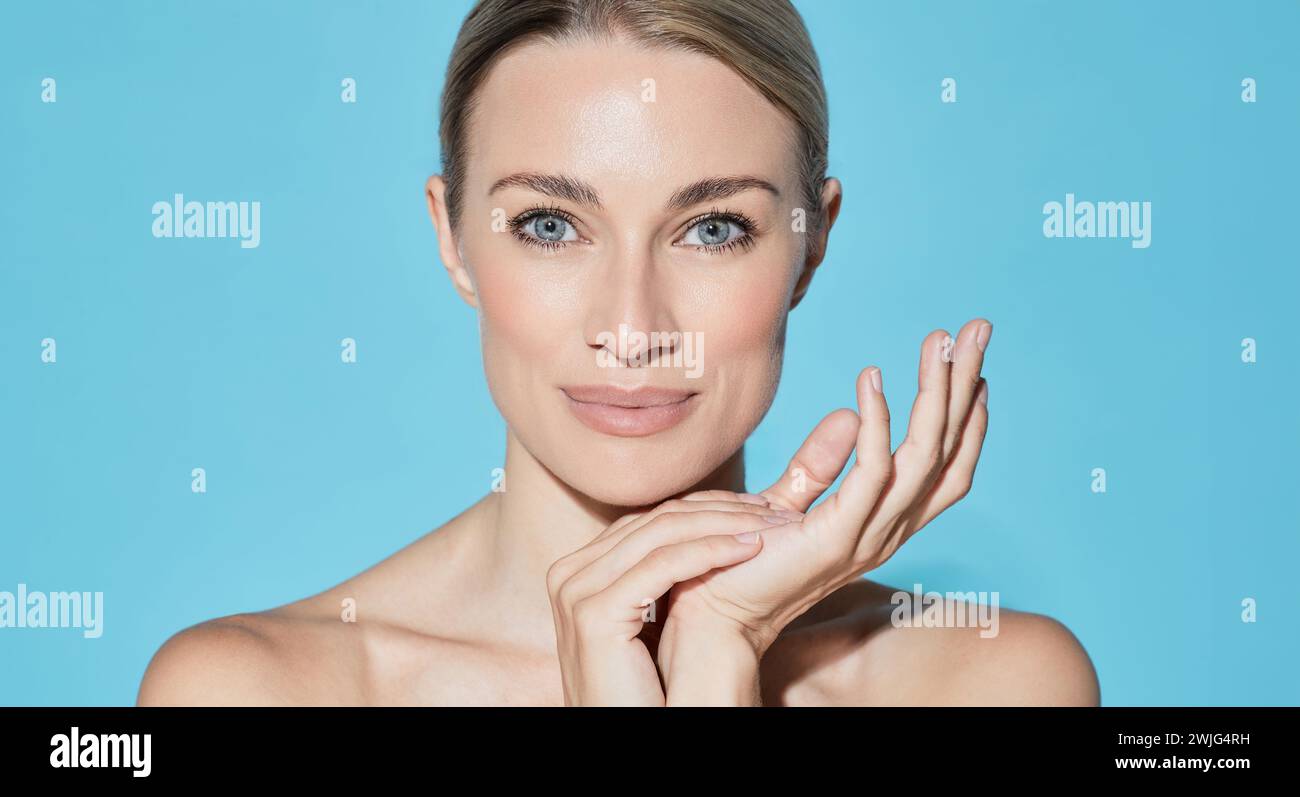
[659, 620, 765, 706]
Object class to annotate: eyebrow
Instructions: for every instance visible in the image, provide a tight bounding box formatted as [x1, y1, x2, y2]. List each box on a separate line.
[488, 172, 780, 212]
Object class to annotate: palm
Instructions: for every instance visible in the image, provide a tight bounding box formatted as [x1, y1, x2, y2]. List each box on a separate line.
[666, 319, 993, 646]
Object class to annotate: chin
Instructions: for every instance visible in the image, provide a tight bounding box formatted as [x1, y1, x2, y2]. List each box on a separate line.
[575, 479, 689, 510]
[548, 435, 728, 509]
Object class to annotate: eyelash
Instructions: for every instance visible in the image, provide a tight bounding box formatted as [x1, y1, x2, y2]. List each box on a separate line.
[507, 204, 579, 252]
[505, 204, 759, 255]
[679, 207, 758, 255]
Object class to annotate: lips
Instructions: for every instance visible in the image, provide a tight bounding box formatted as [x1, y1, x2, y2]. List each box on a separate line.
[561, 385, 699, 437]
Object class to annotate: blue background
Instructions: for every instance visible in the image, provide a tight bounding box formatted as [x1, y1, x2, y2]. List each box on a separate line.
[2, 0, 1296, 706]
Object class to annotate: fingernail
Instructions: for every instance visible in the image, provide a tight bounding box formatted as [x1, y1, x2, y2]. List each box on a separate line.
[976, 322, 993, 352]
[977, 380, 989, 406]
[735, 531, 761, 543]
[736, 493, 769, 505]
[940, 333, 954, 363]
[761, 514, 791, 525]
[868, 367, 882, 393]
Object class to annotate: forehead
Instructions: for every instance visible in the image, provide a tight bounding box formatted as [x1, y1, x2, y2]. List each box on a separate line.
[466, 35, 800, 204]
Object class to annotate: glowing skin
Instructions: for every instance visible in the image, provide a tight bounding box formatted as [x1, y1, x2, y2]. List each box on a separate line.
[451, 38, 801, 509]
[136, 35, 1100, 708]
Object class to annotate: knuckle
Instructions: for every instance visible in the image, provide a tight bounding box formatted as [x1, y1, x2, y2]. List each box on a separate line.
[641, 511, 683, 534]
[570, 597, 601, 629]
[554, 579, 582, 610]
[904, 437, 942, 473]
[545, 560, 571, 594]
[857, 454, 892, 491]
[659, 499, 690, 514]
[644, 546, 675, 569]
[954, 471, 976, 500]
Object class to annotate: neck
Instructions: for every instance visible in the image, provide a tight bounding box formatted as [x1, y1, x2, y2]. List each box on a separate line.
[466, 429, 746, 650]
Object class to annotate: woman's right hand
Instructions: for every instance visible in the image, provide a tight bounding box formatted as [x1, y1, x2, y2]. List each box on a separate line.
[546, 494, 796, 706]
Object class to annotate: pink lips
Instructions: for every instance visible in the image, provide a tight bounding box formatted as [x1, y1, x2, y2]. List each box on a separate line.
[561, 385, 699, 437]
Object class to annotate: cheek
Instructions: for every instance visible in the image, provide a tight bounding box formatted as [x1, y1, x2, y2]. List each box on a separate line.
[469, 243, 580, 366]
[723, 277, 790, 350]
[690, 257, 796, 370]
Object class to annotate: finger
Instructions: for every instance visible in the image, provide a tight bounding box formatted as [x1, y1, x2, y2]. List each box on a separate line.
[560, 498, 771, 579]
[680, 490, 770, 506]
[586, 533, 765, 630]
[599, 512, 647, 542]
[761, 408, 859, 513]
[821, 366, 893, 531]
[570, 509, 791, 597]
[594, 499, 777, 548]
[940, 319, 992, 462]
[598, 491, 769, 546]
[913, 377, 989, 531]
[876, 328, 953, 517]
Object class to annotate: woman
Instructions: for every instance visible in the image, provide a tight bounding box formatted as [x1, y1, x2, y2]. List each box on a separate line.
[138, 0, 1099, 706]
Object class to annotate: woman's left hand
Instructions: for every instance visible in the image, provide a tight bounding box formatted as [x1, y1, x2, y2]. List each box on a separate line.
[656, 318, 993, 704]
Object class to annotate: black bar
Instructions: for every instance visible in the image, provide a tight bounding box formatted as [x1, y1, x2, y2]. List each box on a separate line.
[0, 707, 1285, 782]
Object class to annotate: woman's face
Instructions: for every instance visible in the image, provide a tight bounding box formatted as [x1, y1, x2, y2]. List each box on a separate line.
[435, 36, 831, 507]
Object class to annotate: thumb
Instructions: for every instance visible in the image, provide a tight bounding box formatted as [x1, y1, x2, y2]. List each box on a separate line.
[760, 408, 858, 512]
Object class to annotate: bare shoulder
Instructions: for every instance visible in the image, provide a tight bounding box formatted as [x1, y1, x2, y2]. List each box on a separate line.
[136, 605, 364, 706]
[137, 501, 496, 706]
[763, 580, 1100, 706]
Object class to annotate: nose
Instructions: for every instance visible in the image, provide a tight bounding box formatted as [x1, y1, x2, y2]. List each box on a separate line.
[582, 240, 682, 370]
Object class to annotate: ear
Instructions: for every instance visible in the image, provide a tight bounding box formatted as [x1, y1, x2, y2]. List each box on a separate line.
[425, 174, 479, 308]
[790, 177, 842, 310]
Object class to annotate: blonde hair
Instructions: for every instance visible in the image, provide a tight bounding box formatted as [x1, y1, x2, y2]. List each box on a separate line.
[439, 0, 829, 236]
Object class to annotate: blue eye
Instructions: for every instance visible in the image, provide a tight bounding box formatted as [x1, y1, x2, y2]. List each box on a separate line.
[526, 214, 576, 242]
[508, 208, 582, 250]
[519, 213, 577, 244]
[683, 218, 738, 246]
[677, 211, 757, 255]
